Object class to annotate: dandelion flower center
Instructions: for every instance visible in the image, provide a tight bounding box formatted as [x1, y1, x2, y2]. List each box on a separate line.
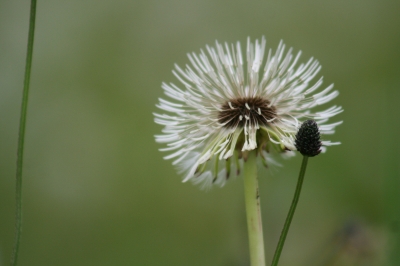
[218, 96, 277, 129]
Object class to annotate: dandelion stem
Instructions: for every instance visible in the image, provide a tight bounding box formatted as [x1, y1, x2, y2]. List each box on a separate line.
[11, 0, 37, 265]
[271, 155, 309, 266]
[244, 151, 266, 266]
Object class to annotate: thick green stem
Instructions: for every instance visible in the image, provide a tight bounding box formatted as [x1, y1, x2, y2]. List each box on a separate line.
[271, 156, 309, 266]
[244, 151, 266, 266]
[11, 1, 37, 265]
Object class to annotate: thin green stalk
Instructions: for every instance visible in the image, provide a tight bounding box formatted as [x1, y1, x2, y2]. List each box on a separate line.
[244, 151, 266, 266]
[271, 155, 309, 266]
[11, 1, 37, 265]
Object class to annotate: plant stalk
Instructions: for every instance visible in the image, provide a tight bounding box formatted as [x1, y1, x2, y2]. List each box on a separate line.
[11, 1, 37, 265]
[271, 155, 309, 266]
[244, 151, 266, 266]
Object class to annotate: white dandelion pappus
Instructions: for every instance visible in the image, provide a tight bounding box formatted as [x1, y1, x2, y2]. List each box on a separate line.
[154, 37, 342, 188]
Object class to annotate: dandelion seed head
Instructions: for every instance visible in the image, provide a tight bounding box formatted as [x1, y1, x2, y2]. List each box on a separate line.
[154, 37, 343, 188]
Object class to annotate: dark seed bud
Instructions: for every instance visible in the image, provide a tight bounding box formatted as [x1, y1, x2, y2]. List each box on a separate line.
[295, 120, 321, 157]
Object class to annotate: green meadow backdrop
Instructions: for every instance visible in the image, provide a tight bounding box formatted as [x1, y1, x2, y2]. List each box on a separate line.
[1, 1, 399, 265]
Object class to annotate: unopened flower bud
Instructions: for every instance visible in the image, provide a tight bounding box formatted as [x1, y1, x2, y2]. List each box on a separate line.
[295, 120, 322, 157]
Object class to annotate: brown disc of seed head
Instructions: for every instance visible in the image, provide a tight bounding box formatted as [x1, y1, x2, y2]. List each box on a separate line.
[217, 96, 277, 128]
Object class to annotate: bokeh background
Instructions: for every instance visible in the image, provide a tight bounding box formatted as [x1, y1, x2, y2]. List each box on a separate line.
[1, 1, 399, 265]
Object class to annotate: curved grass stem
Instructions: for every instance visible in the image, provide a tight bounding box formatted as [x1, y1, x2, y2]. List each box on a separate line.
[271, 155, 309, 266]
[11, 1, 37, 265]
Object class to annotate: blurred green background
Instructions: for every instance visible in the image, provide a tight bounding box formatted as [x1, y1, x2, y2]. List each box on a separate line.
[1, 1, 399, 265]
